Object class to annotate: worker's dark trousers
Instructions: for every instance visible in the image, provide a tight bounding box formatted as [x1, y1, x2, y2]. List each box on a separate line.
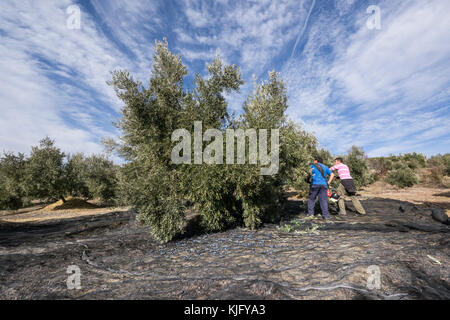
[308, 184, 330, 218]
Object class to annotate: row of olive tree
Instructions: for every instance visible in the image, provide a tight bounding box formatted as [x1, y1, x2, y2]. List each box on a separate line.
[308, 147, 426, 190]
[0, 137, 117, 210]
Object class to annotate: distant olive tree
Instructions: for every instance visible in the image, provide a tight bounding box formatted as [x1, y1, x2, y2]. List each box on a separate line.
[386, 163, 419, 188]
[65, 153, 118, 203]
[82, 155, 118, 202]
[65, 153, 91, 198]
[343, 146, 374, 188]
[25, 137, 69, 202]
[369, 157, 393, 178]
[0, 152, 28, 209]
[402, 152, 427, 169]
[1, 138, 119, 209]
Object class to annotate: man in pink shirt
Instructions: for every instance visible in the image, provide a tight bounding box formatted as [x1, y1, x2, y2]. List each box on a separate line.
[328, 157, 366, 215]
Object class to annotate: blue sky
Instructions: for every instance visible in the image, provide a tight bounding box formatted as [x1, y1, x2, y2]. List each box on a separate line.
[0, 0, 449, 159]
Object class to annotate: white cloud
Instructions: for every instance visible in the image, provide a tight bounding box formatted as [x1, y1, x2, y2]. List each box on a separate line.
[177, 0, 313, 72]
[331, 0, 450, 106]
[1, 0, 448, 160]
[90, 0, 159, 80]
[175, 0, 317, 126]
[0, 0, 140, 156]
[282, 0, 450, 157]
[181, 47, 217, 61]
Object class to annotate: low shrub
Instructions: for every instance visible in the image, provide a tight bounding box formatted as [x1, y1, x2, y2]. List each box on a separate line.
[0, 152, 28, 210]
[428, 154, 450, 176]
[385, 164, 418, 188]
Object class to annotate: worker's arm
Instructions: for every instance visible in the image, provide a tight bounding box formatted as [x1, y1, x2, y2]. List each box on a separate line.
[328, 172, 335, 185]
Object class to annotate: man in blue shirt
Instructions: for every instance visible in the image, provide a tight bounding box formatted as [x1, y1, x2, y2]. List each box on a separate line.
[308, 156, 332, 219]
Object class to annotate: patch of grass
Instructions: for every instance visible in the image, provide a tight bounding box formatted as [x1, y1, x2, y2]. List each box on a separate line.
[277, 219, 323, 235]
[294, 223, 321, 235]
[278, 224, 294, 233]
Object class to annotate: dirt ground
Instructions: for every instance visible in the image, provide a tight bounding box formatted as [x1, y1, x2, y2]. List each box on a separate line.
[0, 189, 449, 300]
[359, 181, 450, 216]
[0, 202, 130, 223]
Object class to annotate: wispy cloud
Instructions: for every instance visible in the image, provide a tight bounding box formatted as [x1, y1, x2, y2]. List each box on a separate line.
[0, 0, 143, 155]
[290, 0, 316, 59]
[0, 0, 448, 158]
[175, 0, 312, 73]
[283, 0, 450, 156]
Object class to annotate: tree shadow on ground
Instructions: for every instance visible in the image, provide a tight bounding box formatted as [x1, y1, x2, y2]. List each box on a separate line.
[421, 201, 450, 212]
[174, 194, 450, 242]
[432, 191, 450, 197]
[173, 213, 243, 241]
[0, 203, 47, 217]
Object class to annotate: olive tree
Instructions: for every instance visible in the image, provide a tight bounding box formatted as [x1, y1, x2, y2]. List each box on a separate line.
[25, 137, 68, 202]
[343, 146, 373, 188]
[109, 40, 317, 242]
[0, 152, 28, 209]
